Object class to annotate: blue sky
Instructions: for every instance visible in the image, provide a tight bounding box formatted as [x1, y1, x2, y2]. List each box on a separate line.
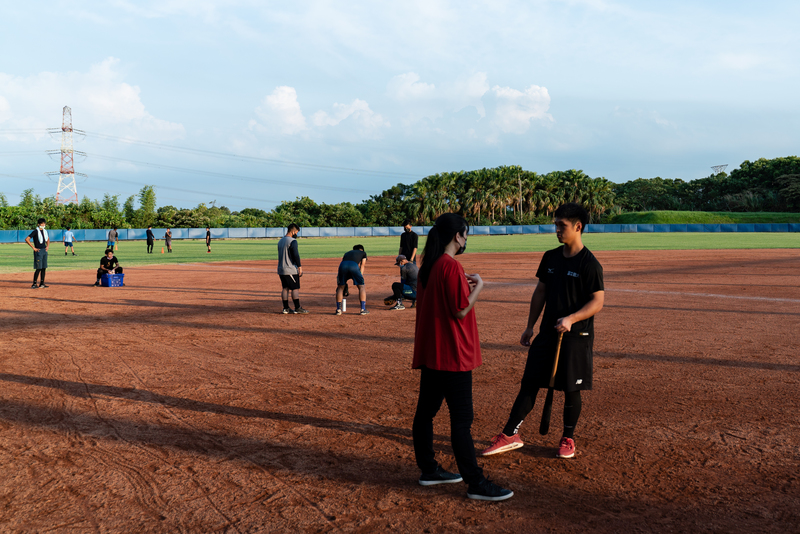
[1, 1, 798, 210]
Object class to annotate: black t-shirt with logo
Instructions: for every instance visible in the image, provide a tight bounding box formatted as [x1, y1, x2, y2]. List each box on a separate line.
[100, 256, 119, 270]
[400, 230, 418, 259]
[536, 246, 604, 335]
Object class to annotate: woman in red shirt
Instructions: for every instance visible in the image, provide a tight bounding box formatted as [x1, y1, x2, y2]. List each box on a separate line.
[411, 213, 513, 501]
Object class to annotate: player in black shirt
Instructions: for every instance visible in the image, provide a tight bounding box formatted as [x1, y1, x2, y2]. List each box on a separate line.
[335, 245, 368, 315]
[24, 218, 50, 288]
[399, 219, 419, 264]
[206, 227, 211, 253]
[95, 249, 123, 286]
[481, 203, 604, 460]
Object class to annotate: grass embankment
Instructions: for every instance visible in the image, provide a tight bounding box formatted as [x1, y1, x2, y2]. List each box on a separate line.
[1, 233, 798, 273]
[609, 211, 800, 224]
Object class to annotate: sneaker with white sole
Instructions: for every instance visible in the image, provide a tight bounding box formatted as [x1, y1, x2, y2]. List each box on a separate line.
[480, 433, 523, 456]
[294, 307, 309, 314]
[557, 437, 576, 459]
[359, 309, 369, 315]
[466, 479, 513, 501]
[334, 309, 342, 315]
[389, 303, 405, 310]
[282, 308, 296, 314]
[418, 466, 463, 486]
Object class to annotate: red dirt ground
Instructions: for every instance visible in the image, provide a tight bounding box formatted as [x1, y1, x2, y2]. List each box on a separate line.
[1, 249, 798, 533]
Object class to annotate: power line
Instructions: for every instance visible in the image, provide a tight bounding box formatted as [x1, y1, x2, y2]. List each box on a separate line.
[83, 131, 421, 178]
[83, 153, 377, 194]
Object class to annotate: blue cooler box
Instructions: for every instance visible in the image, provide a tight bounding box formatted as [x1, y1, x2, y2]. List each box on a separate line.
[101, 273, 125, 287]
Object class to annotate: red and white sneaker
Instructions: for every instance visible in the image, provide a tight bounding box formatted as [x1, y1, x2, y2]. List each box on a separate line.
[480, 433, 523, 456]
[556, 437, 576, 458]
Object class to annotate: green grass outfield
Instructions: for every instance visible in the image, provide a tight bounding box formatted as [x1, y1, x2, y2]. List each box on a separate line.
[610, 211, 800, 224]
[2, 233, 798, 273]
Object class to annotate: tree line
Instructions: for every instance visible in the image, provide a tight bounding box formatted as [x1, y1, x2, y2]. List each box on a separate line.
[1, 156, 798, 230]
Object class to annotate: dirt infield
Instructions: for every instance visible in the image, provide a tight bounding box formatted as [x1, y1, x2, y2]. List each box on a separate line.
[1, 249, 799, 533]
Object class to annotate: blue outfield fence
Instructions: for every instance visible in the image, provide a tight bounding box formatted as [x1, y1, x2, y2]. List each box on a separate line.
[1, 223, 798, 243]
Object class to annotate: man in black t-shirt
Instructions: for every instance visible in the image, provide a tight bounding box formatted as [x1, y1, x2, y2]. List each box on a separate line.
[399, 219, 419, 264]
[335, 244, 368, 315]
[481, 203, 604, 460]
[24, 218, 50, 288]
[95, 249, 123, 286]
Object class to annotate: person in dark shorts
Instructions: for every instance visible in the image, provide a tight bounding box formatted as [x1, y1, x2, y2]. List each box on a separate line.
[399, 219, 419, 264]
[411, 213, 513, 501]
[335, 244, 368, 315]
[24, 218, 50, 289]
[481, 202, 604, 460]
[146, 226, 155, 253]
[107, 227, 118, 250]
[165, 228, 172, 252]
[205, 227, 211, 253]
[63, 227, 77, 256]
[389, 254, 418, 310]
[95, 249, 123, 286]
[277, 223, 307, 314]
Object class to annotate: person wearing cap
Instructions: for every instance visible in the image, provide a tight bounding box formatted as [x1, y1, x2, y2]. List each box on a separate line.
[389, 254, 418, 310]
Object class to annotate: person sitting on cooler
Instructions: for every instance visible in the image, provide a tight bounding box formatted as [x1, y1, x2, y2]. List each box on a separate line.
[95, 249, 123, 286]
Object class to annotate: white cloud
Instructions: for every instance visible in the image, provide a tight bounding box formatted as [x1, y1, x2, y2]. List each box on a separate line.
[254, 86, 308, 135]
[387, 73, 436, 101]
[0, 57, 184, 140]
[492, 84, 553, 134]
[312, 99, 389, 138]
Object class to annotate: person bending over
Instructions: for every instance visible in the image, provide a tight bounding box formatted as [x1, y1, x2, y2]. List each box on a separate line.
[335, 244, 368, 315]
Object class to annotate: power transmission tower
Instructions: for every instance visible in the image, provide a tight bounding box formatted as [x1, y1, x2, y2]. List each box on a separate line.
[711, 164, 728, 175]
[46, 106, 86, 205]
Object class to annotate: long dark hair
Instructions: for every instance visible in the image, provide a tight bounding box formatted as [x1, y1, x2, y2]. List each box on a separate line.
[419, 213, 468, 288]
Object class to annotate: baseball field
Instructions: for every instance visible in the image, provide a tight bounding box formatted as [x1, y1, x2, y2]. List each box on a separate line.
[1, 234, 799, 532]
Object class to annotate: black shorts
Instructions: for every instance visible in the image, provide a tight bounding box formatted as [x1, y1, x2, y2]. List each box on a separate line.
[521, 331, 594, 392]
[279, 274, 300, 290]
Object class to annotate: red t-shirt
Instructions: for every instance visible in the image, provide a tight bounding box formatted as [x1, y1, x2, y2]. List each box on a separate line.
[412, 254, 482, 372]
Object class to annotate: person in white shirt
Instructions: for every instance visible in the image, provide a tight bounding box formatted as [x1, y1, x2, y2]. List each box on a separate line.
[24, 218, 50, 289]
[63, 227, 77, 256]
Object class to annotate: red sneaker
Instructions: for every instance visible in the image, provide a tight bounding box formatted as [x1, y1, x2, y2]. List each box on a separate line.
[480, 433, 523, 456]
[557, 437, 576, 459]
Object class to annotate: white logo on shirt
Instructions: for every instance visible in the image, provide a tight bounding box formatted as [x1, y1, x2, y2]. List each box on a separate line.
[576, 379, 583, 385]
[567, 271, 579, 278]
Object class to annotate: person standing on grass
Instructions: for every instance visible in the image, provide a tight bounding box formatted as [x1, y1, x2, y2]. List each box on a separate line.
[146, 225, 155, 254]
[165, 228, 173, 253]
[25, 218, 50, 289]
[277, 223, 308, 314]
[399, 218, 419, 264]
[334, 245, 368, 315]
[107, 227, 118, 250]
[480, 202, 604, 460]
[63, 227, 77, 256]
[206, 227, 212, 253]
[411, 213, 513, 501]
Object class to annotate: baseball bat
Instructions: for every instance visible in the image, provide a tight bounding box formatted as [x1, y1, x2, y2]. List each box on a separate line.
[539, 332, 564, 436]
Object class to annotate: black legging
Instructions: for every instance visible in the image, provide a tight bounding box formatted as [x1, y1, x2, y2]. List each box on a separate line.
[33, 269, 46, 284]
[147, 241, 154, 253]
[412, 367, 484, 484]
[502, 388, 582, 439]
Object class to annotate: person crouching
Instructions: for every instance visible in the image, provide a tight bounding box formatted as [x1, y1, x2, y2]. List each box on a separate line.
[95, 249, 123, 286]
